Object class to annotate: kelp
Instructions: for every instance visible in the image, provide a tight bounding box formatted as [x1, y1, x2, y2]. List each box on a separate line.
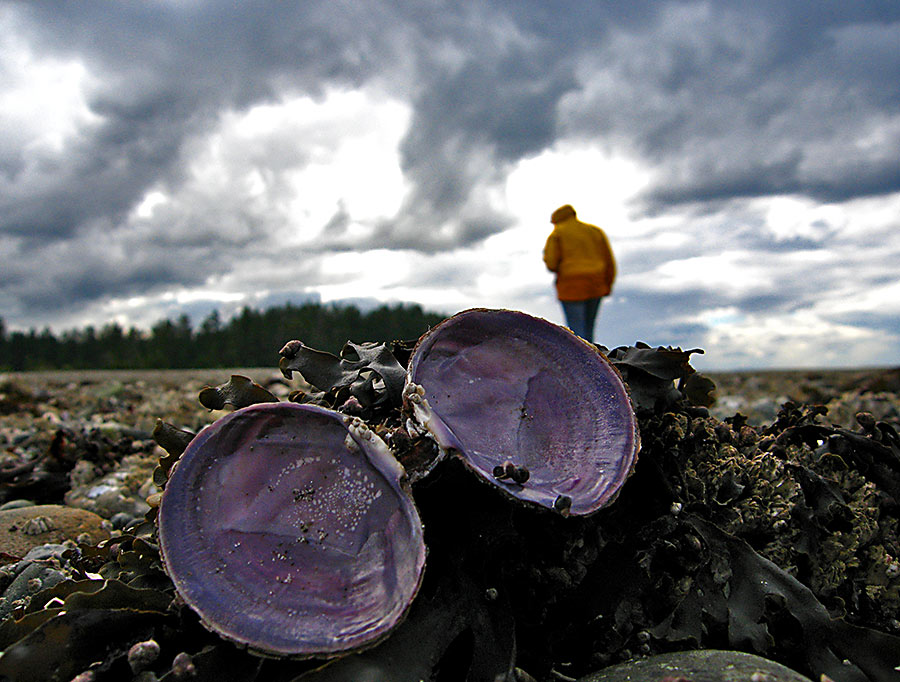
[278, 339, 407, 417]
[603, 342, 713, 411]
[0, 608, 172, 682]
[649, 516, 900, 681]
[197, 375, 279, 411]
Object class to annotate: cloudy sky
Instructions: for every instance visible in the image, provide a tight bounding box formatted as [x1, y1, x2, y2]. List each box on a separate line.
[2, 1, 899, 371]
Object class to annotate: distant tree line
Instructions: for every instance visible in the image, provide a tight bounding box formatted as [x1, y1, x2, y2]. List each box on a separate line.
[0, 302, 448, 371]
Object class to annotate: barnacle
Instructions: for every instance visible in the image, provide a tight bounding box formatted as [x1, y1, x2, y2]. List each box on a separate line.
[21, 516, 54, 535]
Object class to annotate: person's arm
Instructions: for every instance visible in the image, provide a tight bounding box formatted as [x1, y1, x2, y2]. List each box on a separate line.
[543, 233, 560, 272]
[599, 232, 616, 290]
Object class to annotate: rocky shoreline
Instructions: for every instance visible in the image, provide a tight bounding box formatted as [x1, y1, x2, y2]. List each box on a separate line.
[708, 367, 900, 427]
[0, 369, 287, 530]
[0, 365, 899, 681]
[4, 366, 895, 536]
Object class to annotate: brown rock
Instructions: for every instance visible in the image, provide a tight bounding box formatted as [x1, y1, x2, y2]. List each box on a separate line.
[0, 504, 110, 558]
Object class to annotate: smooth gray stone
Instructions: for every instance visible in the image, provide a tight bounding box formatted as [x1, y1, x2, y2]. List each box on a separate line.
[22, 543, 70, 561]
[0, 499, 35, 510]
[577, 650, 813, 682]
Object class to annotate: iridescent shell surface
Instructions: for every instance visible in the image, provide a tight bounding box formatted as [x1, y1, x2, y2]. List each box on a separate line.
[157, 402, 425, 657]
[406, 308, 639, 515]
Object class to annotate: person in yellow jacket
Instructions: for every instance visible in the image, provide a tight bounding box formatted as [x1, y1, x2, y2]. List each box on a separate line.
[542, 204, 616, 343]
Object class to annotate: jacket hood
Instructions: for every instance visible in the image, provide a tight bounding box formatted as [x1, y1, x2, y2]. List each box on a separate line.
[550, 204, 576, 224]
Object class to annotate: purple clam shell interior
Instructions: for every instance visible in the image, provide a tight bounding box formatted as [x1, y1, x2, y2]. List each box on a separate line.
[157, 402, 425, 657]
[408, 309, 638, 515]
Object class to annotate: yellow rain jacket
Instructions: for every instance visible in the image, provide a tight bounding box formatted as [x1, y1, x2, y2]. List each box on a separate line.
[543, 209, 616, 302]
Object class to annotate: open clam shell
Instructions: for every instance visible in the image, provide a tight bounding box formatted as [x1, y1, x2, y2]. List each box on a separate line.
[157, 402, 426, 658]
[405, 308, 639, 516]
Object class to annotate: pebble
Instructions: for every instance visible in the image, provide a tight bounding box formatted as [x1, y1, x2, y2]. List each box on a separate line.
[0, 504, 110, 558]
[64, 454, 155, 520]
[110, 511, 136, 530]
[128, 639, 161, 673]
[20, 543, 70, 562]
[0, 499, 36, 511]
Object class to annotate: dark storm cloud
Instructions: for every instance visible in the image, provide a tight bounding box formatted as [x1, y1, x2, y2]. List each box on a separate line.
[598, 294, 711, 350]
[320, 204, 352, 240]
[616, 286, 789, 321]
[741, 224, 842, 255]
[735, 293, 798, 315]
[10, 0, 900, 228]
[828, 312, 900, 337]
[608, 284, 811, 348]
[7, 238, 207, 314]
[0, 132, 178, 241]
[2, 0, 899, 349]
[556, 2, 900, 210]
[0, 2, 384, 245]
[647, 158, 900, 208]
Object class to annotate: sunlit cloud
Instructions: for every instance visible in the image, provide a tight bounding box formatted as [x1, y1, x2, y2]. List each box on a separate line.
[1, 2, 898, 370]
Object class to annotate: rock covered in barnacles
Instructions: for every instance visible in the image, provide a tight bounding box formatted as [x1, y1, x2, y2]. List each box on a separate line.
[157, 402, 426, 658]
[405, 308, 639, 515]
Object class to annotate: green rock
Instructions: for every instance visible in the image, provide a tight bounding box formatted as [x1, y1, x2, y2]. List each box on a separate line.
[578, 650, 813, 682]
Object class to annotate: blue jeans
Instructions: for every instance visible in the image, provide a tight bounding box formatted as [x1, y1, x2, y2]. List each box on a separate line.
[561, 298, 602, 342]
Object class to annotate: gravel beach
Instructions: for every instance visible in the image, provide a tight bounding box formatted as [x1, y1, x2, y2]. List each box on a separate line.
[0, 365, 898, 682]
[3, 365, 896, 533]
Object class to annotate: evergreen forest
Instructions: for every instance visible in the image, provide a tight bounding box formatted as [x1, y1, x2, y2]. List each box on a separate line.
[0, 302, 447, 371]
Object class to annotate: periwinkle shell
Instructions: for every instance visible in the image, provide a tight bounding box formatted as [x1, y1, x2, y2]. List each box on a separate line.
[405, 308, 639, 515]
[157, 402, 425, 658]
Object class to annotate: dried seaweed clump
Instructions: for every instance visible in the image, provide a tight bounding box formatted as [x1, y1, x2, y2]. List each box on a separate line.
[657, 401, 900, 633]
